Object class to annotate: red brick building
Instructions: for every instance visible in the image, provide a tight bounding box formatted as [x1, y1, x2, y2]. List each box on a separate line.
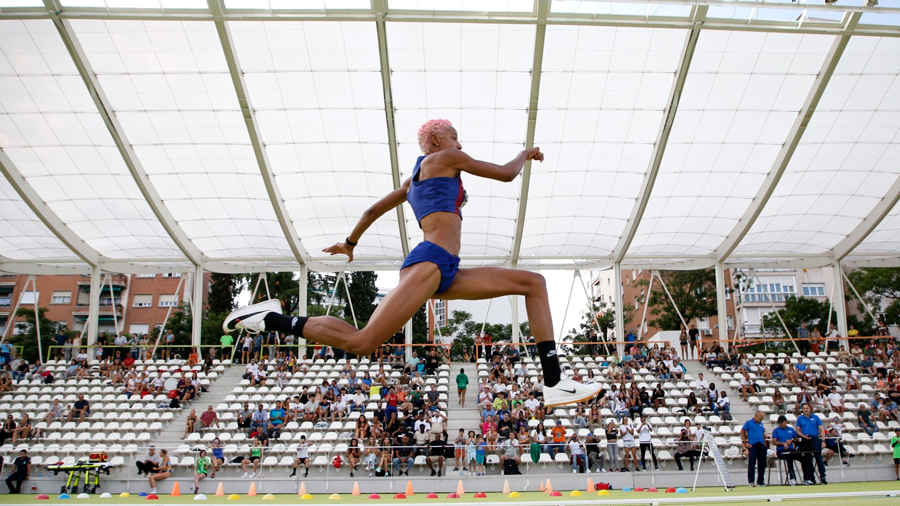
[0, 272, 210, 337]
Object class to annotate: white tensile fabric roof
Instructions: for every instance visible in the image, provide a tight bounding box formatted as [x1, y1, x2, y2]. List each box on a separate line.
[2, 0, 900, 275]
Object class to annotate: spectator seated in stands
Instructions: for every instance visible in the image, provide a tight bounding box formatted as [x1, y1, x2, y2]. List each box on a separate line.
[392, 434, 415, 476]
[41, 399, 66, 425]
[426, 432, 447, 476]
[857, 402, 877, 436]
[135, 446, 160, 476]
[241, 437, 265, 478]
[249, 403, 268, 435]
[67, 394, 90, 423]
[740, 372, 756, 402]
[183, 409, 198, 438]
[499, 434, 521, 474]
[823, 417, 851, 467]
[267, 400, 285, 439]
[199, 405, 219, 431]
[714, 391, 731, 418]
[674, 428, 701, 471]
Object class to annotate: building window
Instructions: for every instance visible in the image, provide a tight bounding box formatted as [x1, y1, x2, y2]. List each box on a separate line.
[742, 276, 796, 303]
[162, 273, 181, 278]
[434, 299, 446, 328]
[136, 273, 155, 278]
[159, 294, 179, 307]
[51, 291, 71, 304]
[632, 270, 637, 281]
[20, 291, 39, 304]
[802, 284, 826, 297]
[634, 296, 639, 310]
[133, 294, 153, 307]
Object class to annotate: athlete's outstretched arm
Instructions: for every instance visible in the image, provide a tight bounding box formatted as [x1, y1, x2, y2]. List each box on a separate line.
[323, 179, 411, 262]
[433, 147, 543, 182]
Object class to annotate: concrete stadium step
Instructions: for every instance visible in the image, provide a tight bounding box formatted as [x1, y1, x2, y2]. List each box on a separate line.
[154, 363, 244, 444]
[445, 362, 482, 433]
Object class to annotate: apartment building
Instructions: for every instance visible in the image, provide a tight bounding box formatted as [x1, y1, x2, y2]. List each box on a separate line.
[0, 272, 210, 337]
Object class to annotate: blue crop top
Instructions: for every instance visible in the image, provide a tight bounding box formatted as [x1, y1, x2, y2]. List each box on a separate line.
[406, 155, 467, 227]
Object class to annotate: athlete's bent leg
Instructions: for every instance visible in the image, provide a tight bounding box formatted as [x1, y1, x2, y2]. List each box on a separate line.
[439, 267, 603, 406]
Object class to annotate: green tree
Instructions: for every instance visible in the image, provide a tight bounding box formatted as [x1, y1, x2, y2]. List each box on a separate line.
[760, 295, 836, 352]
[846, 267, 900, 326]
[346, 272, 378, 323]
[208, 273, 238, 314]
[560, 301, 631, 356]
[636, 269, 721, 332]
[12, 307, 63, 362]
[246, 272, 301, 315]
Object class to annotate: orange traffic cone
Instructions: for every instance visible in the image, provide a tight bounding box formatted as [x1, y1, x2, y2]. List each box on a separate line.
[587, 477, 594, 493]
[215, 482, 224, 496]
[170, 482, 181, 497]
[456, 480, 465, 496]
[405, 481, 414, 496]
[502, 480, 510, 495]
[539, 482, 545, 492]
[352, 482, 360, 496]
[298, 482, 307, 496]
[248, 482, 257, 497]
[546, 479, 553, 494]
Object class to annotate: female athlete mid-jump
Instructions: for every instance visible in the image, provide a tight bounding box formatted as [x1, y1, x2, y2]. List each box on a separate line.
[224, 119, 603, 406]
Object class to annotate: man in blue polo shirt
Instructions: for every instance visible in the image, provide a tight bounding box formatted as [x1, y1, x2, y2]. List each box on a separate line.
[771, 415, 801, 486]
[795, 402, 827, 485]
[741, 410, 767, 487]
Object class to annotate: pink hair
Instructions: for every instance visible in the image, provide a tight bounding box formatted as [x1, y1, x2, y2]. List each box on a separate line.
[417, 119, 453, 154]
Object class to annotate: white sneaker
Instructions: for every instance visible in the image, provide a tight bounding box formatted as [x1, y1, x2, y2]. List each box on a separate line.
[544, 378, 605, 407]
[241, 473, 249, 478]
[572, 469, 577, 473]
[223, 299, 283, 333]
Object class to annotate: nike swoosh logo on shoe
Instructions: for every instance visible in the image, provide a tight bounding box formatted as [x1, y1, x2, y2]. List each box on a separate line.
[559, 388, 576, 394]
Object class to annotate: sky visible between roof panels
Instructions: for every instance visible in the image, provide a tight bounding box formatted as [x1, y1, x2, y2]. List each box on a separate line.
[739, 36, 900, 257]
[0, 19, 184, 261]
[229, 20, 401, 265]
[519, 25, 687, 268]
[628, 30, 834, 258]
[390, 22, 535, 265]
[69, 18, 295, 261]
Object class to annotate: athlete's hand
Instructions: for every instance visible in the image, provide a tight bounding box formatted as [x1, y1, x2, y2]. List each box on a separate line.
[525, 147, 544, 162]
[323, 242, 354, 263]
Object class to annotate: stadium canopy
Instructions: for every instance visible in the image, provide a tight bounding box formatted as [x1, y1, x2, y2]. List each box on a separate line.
[2, 0, 900, 275]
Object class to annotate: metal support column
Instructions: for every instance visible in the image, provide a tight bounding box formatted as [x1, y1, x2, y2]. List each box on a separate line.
[405, 320, 413, 362]
[297, 264, 308, 351]
[832, 262, 848, 341]
[191, 265, 204, 349]
[614, 263, 625, 356]
[715, 262, 729, 351]
[510, 296, 520, 344]
[87, 265, 101, 347]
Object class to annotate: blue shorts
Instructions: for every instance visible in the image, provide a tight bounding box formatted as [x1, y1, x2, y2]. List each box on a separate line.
[400, 241, 460, 294]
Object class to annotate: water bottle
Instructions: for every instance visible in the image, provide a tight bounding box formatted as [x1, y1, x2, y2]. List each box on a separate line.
[39, 470, 43, 477]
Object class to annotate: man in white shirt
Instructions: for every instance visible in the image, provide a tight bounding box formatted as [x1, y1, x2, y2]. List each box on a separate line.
[825, 324, 840, 351]
[740, 373, 755, 402]
[413, 413, 431, 433]
[695, 373, 710, 401]
[524, 392, 541, 416]
[826, 388, 845, 414]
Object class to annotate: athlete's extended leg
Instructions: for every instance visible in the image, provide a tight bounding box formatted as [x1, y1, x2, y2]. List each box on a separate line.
[439, 267, 603, 407]
[225, 263, 441, 356]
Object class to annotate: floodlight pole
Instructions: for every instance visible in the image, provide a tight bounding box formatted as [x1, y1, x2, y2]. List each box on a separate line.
[614, 263, 625, 356]
[87, 265, 101, 347]
[715, 262, 729, 351]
